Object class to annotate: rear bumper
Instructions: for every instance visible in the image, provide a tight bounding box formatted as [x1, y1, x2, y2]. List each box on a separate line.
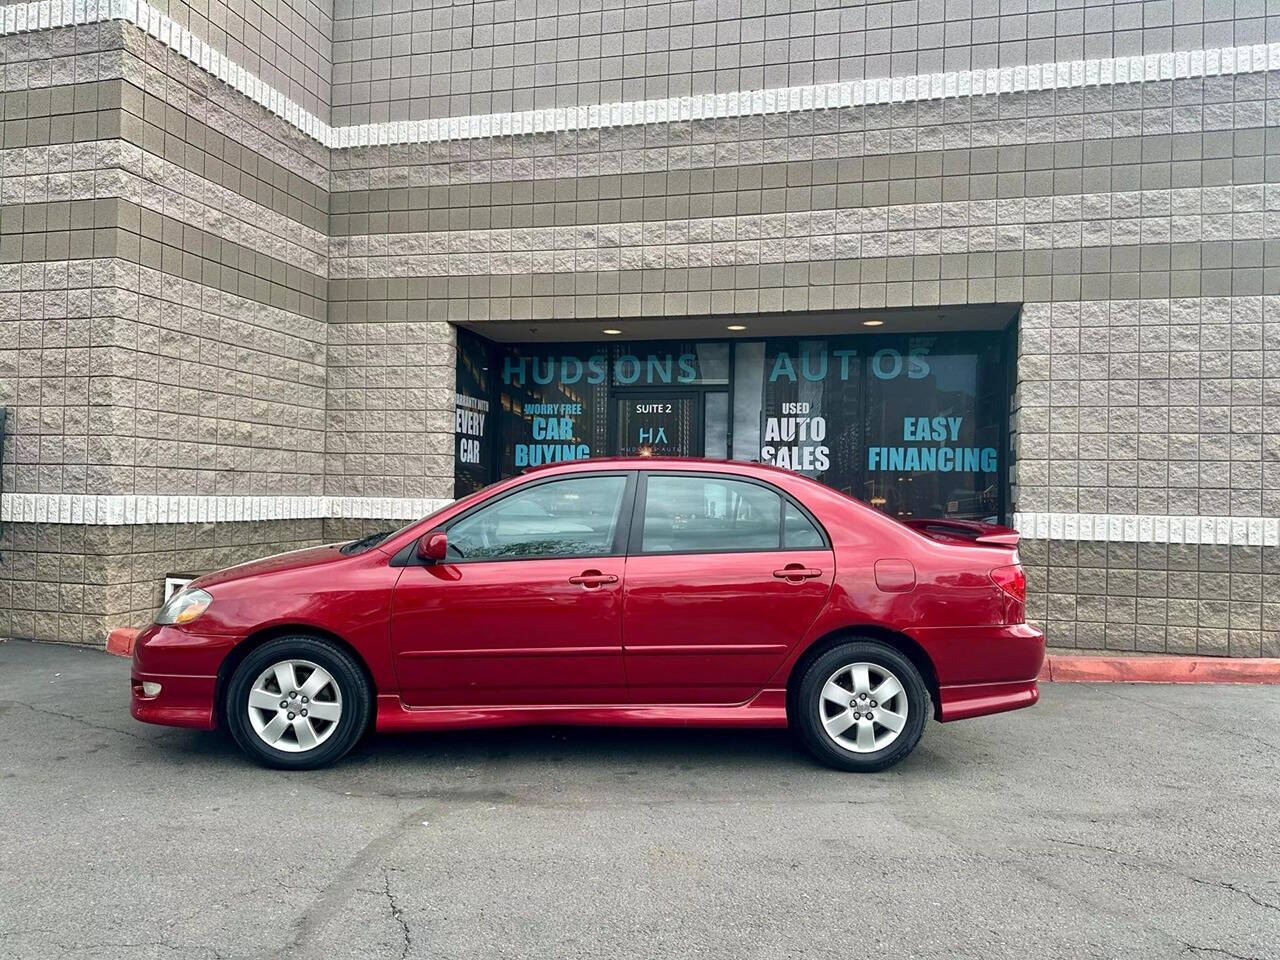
[130, 623, 236, 730]
[910, 621, 1046, 722]
[937, 679, 1039, 722]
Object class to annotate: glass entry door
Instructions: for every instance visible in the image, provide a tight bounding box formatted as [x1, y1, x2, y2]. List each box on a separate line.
[613, 393, 701, 458]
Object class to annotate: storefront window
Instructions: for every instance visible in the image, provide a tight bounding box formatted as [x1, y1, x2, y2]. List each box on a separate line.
[744, 333, 1004, 521]
[758, 337, 862, 486]
[497, 342, 731, 472]
[496, 345, 610, 475]
[614, 394, 699, 457]
[453, 330, 495, 498]
[860, 337, 1002, 521]
[458, 325, 1010, 523]
[703, 393, 729, 459]
[731, 341, 766, 462]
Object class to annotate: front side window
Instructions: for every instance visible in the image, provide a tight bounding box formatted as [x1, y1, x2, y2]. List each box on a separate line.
[640, 475, 783, 554]
[448, 475, 627, 560]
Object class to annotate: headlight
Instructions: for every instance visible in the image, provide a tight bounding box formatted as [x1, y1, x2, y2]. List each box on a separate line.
[155, 588, 212, 625]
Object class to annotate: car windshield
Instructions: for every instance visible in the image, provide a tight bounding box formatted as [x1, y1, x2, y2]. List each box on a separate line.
[338, 529, 395, 555]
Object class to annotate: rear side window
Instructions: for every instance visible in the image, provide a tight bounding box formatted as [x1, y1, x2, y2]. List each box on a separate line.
[783, 502, 825, 548]
[639, 475, 782, 554]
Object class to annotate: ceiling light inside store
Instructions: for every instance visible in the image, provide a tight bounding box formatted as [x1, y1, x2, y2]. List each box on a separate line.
[726, 324, 747, 331]
[862, 320, 884, 326]
[602, 328, 623, 335]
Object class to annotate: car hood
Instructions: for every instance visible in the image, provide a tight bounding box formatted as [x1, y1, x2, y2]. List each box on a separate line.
[192, 544, 349, 590]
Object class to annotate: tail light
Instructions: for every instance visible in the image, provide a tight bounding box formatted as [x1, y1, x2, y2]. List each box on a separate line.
[990, 563, 1026, 623]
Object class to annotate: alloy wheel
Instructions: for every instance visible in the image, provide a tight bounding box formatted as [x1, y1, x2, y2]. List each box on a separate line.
[817, 661, 909, 753]
[246, 659, 343, 753]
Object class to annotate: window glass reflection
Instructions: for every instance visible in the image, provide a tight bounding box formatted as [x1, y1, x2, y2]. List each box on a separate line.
[742, 333, 1004, 521]
[449, 476, 627, 560]
[641, 476, 782, 554]
[704, 392, 729, 458]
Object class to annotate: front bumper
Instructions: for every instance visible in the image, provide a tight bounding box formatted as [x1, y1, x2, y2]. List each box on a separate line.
[131, 672, 219, 729]
[130, 623, 237, 730]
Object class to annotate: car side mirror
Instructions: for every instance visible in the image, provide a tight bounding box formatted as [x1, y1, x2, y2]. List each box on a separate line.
[417, 531, 449, 562]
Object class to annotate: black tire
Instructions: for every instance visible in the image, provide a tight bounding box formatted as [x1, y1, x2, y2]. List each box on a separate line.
[793, 638, 930, 772]
[225, 636, 372, 770]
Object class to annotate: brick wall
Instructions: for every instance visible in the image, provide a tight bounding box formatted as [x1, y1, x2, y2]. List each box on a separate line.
[1, 19, 335, 641]
[0, 517, 324, 642]
[1, 3, 1278, 656]
[131, 0, 332, 117]
[330, 0, 1272, 124]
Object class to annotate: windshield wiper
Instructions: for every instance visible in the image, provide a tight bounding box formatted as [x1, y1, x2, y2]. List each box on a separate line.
[339, 530, 394, 555]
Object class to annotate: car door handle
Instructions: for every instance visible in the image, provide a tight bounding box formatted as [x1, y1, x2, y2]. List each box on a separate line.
[569, 571, 618, 587]
[773, 565, 823, 581]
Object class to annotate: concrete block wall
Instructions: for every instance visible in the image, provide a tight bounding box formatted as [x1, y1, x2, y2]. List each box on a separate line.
[1020, 539, 1280, 658]
[329, 0, 1273, 124]
[133, 0, 332, 117]
[0, 18, 335, 640]
[2, 1, 1279, 657]
[1, 22, 331, 496]
[324, 65, 1280, 657]
[0, 517, 324, 642]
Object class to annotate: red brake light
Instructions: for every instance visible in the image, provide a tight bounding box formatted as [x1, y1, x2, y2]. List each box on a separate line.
[990, 564, 1026, 604]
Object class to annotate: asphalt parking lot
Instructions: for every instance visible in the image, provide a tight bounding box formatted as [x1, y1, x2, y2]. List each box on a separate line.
[0, 639, 1277, 960]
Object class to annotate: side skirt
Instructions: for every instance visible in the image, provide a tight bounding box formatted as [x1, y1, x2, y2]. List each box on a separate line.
[374, 689, 789, 733]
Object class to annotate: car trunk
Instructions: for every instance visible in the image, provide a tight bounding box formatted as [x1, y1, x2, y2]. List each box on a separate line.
[902, 518, 1025, 624]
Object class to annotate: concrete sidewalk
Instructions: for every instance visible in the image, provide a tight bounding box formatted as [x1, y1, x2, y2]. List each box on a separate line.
[1, 638, 1278, 960]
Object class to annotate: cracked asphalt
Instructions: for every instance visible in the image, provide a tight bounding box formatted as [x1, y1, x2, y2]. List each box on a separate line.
[1, 638, 1277, 960]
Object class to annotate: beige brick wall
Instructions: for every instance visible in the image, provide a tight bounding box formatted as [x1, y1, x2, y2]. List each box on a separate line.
[0, 517, 325, 643]
[2, 9, 1279, 658]
[1, 24, 330, 501]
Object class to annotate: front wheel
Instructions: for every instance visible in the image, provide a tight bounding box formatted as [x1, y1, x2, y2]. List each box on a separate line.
[225, 636, 371, 770]
[794, 639, 930, 772]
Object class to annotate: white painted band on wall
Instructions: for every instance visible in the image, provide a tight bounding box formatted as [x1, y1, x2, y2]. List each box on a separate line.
[0, 493, 451, 525]
[1012, 512, 1280, 548]
[1, 1, 1277, 148]
[1, 494, 1275, 546]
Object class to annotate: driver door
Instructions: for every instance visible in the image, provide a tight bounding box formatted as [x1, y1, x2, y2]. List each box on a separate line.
[390, 472, 635, 707]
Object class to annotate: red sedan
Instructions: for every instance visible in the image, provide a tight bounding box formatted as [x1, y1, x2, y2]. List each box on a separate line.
[130, 459, 1044, 771]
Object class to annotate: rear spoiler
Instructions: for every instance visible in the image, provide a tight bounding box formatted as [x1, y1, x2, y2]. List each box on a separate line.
[902, 518, 1020, 548]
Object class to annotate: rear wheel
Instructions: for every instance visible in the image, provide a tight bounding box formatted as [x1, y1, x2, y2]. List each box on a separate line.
[225, 636, 371, 770]
[794, 639, 930, 772]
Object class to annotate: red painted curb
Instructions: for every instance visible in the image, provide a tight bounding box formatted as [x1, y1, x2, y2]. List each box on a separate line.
[1038, 654, 1280, 685]
[105, 627, 138, 658]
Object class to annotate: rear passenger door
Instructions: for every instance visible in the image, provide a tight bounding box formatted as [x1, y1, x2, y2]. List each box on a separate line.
[621, 472, 835, 704]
